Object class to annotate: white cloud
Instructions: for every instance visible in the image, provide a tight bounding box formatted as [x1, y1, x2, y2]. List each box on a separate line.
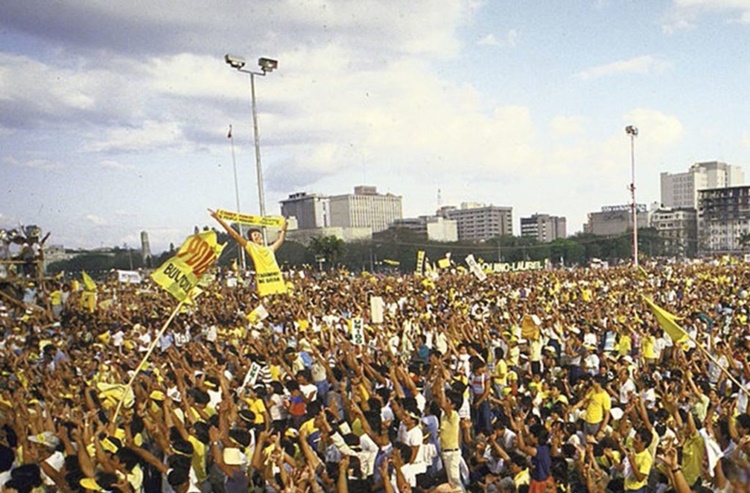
[575, 55, 671, 80]
[83, 120, 187, 153]
[476, 29, 517, 47]
[477, 34, 500, 46]
[663, 0, 750, 32]
[98, 160, 135, 171]
[2, 156, 63, 170]
[550, 116, 587, 138]
[85, 214, 108, 226]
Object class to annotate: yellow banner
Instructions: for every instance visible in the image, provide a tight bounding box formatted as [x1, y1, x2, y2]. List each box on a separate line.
[151, 232, 225, 302]
[216, 209, 285, 228]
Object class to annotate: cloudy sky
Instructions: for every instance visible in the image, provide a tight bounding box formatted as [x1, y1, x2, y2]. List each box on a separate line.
[1, 0, 749, 253]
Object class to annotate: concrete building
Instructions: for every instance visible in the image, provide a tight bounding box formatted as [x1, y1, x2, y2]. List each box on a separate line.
[140, 231, 152, 263]
[520, 214, 567, 243]
[438, 203, 513, 242]
[328, 186, 402, 233]
[584, 204, 649, 236]
[698, 185, 750, 254]
[280, 192, 330, 229]
[661, 161, 744, 209]
[390, 215, 458, 242]
[650, 208, 697, 256]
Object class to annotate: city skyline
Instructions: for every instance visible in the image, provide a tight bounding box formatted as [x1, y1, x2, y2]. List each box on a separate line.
[1, 1, 749, 253]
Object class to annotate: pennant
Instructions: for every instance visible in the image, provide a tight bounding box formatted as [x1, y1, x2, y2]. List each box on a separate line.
[642, 296, 688, 344]
[151, 231, 225, 302]
[81, 271, 97, 292]
[216, 209, 285, 228]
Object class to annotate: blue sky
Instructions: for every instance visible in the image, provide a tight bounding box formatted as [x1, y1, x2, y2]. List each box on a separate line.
[1, 0, 749, 252]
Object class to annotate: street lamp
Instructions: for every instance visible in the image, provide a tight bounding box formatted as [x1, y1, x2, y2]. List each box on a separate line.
[625, 125, 639, 267]
[225, 54, 278, 244]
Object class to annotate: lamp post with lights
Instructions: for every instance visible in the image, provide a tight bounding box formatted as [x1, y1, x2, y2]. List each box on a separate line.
[225, 54, 278, 244]
[625, 125, 639, 267]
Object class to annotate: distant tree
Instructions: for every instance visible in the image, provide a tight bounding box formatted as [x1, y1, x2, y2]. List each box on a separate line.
[308, 236, 346, 269]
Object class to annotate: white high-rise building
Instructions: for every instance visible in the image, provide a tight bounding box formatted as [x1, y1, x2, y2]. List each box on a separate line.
[661, 161, 744, 209]
[328, 186, 402, 233]
[438, 203, 513, 241]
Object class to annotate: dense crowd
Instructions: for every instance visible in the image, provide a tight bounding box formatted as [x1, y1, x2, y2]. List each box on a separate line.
[2, 259, 750, 493]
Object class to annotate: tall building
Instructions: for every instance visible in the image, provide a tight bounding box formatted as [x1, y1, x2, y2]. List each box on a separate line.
[584, 205, 649, 236]
[438, 203, 513, 241]
[661, 161, 744, 209]
[328, 186, 402, 233]
[698, 185, 750, 254]
[280, 192, 330, 229]
[520, 214, 567, 243]
[389, 215, 458, 242]
[650, 208, 697, 256]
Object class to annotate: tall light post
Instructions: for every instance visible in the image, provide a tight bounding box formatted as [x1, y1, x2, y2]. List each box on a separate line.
[225, 54, 278, 244]
[227, 124, 246, 270]
[625, 125, 639, 267]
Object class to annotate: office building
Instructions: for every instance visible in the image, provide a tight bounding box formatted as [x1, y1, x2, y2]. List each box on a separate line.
[280, 192, 330, 229]
[661, 161, 744, 209]
[389, 215, 458, 242]
[584, 204, 649, 236]
[698, 185, 750, 254]
[650, 208, 697, 256]
[438, 203, 513, 242]
[520, 214, 567, 243]
[328, 186, 402, 233]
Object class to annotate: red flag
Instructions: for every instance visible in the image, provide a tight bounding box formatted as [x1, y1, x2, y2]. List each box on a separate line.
[227, 125, 232, 139]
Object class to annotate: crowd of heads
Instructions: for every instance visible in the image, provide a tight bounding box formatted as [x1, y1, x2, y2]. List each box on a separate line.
[1, 259, 750, 492]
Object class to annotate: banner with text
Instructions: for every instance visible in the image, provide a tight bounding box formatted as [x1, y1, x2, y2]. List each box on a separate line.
[216, 209, 285, 228]
[151, 231, 225, 302]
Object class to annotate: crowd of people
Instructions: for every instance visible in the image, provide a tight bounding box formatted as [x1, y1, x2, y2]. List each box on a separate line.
[1, 256, 750, 493]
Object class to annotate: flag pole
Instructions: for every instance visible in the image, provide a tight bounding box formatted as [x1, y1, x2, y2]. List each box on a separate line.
[111, 298, 187, 422]
[681, 329, 750, 399]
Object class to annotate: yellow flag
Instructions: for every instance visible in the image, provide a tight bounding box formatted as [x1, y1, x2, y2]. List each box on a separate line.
[437, 258, 450, 269]
[81, 271, 97, 292]
[415, 251, 425, 276]
[383, 259, 400, 266]
[521, 314, 540, 340]
[642, 296, 688, 344]
[151, 231, 225, 302]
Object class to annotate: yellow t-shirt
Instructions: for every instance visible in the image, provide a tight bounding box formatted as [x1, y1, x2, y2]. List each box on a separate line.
[493, 360, 508, 386]
[641, 335, 655, 359]
[246, 397, 267, 425]
[681, 432, 705, 486]
[624, 449, 652, 491]
[245, 242, 286, 296]
[585, 389, 611, 425]
[439, 410, 460, 451]
[188, 436, 208, 483]
[618, 335, 632, 356]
